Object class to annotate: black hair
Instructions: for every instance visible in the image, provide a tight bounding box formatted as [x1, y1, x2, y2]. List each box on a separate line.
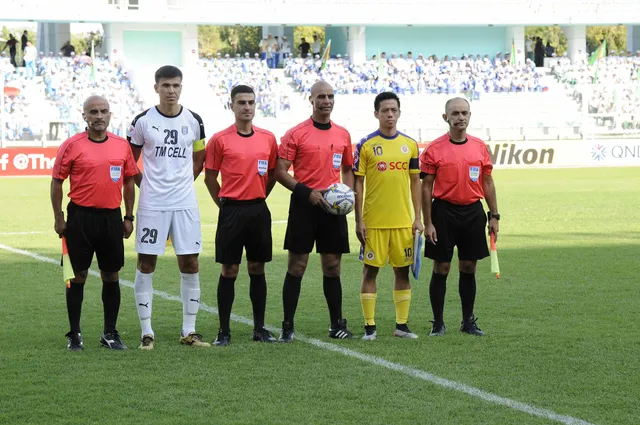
[154, 65, 182, 84]
[374, 92, 400, 112]
[231, 84, 255, 103]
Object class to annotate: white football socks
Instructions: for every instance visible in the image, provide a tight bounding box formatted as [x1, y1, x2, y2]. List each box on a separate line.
[134, 269, 154, 338]
[181, 272, 200, 337]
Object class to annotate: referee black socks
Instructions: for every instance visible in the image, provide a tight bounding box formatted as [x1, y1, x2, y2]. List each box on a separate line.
[217, 275, 236, 333]
[429, 272, 448, 325]
[249, 274, 267, 330]
[282, 272, 302, 325]
[66, 282, 84, 334]
[323, 276, 343, 329]
[102, 280, 121, 334]
[459, 272, 477, 321]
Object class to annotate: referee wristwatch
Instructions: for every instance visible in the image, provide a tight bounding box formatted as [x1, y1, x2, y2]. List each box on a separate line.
[488, 212, 500, 221]
[124, 215, 135, 222]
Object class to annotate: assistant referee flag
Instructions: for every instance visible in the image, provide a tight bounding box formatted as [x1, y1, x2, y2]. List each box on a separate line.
[62, 237, 74, 287]
[490, 233, 500, 279]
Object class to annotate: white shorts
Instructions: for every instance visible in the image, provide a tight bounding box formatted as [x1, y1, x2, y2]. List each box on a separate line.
[135, 208, 203, 256]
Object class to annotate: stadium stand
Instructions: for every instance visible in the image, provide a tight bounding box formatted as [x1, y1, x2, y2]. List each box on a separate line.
[285, 54, 548, 95]
[2, 50, 143, 142]
[197, 56, 289, 118]
[551, 54, 640, 131]
[2, 49, 639, 143]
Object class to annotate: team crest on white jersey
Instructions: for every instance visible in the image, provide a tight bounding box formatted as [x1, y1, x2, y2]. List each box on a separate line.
[181, 126, 189, 135]
[469, 166, 480, 182]
[401, 145, 409, 154]
[127, 125, 135, 138]
[110, 166, 122, 182]
[332, 153, 342, 169]
[257, 159, 268, 176]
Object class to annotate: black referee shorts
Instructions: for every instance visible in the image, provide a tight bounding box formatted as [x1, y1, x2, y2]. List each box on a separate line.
[425, 198, 489, 263]
[215, 199, 272, 265]
[283, 194, 350, 255]
[65, 201, 124, 273]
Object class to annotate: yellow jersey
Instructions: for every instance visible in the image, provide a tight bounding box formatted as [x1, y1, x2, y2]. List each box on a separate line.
[353, 130, 420, 229]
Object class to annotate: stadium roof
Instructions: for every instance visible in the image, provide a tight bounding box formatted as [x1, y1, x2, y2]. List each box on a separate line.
[2, 0, 640, 26]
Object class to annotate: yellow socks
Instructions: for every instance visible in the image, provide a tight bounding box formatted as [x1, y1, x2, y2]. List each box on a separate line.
[360, 293, 377, 326]
[361, 290, 411, 326]
[393, 289, 412, 324]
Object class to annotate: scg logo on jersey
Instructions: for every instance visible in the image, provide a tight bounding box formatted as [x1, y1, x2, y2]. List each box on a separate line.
[389, 161, 408, 170]
[376, 161, 387, 172]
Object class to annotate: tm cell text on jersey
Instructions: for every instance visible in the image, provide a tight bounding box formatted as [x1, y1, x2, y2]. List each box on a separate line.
[155, 146, 187, 158]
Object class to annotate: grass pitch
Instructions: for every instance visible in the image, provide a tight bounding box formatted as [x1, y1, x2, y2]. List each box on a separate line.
[0, 168, 638, 425]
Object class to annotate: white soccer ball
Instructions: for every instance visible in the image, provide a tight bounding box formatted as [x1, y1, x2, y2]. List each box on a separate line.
[324, 183, 355, 215]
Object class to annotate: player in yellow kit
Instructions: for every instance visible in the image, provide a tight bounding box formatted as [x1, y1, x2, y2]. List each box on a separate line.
[353, 92, 423, 340]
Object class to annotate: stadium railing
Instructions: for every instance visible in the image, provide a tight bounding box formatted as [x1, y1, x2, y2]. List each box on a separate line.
[570, 83, 640, 138]
[3, 80, 639, 147]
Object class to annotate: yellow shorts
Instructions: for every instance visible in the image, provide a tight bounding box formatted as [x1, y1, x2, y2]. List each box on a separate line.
[359, 228, 414, 268]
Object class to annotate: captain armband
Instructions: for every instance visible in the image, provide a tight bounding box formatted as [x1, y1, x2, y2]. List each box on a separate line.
[193, 139, 206, 153]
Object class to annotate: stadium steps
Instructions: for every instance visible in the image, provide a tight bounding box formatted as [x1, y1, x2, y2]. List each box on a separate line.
[123, 64, 157, 109]
[122, 64, 227, 133]
[180, 66, 228, 133]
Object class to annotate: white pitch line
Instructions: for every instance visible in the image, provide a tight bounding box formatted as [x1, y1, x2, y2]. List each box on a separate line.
[0, 231, 49, 235]
[0, 242, 598, 425]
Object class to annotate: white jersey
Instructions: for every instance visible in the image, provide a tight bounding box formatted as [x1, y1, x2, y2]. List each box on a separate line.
[128, 106, 205, 211]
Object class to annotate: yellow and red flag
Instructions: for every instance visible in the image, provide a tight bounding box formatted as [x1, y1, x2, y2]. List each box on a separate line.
[62, 237, 74, 287]
[490, 233, 500, 279]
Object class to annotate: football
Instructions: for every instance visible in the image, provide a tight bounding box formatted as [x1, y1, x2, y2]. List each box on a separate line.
[324, 183, 355, 215]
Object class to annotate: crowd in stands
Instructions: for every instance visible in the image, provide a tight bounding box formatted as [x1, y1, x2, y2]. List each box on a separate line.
[551, 53, 640, 129]
[2, 48, 143, 141]
[2, 56, 30, 141]
[197, 54, 291, 117]
[285, 52, 547, 97]
[3, 36, 640, 142]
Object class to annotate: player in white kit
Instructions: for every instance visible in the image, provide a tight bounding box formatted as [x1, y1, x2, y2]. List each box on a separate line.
[127, 65, 210, 349]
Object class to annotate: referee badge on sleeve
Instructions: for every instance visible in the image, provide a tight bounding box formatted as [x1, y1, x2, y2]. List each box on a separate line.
[332, 153, 342, 169]
[469, 166, 480, 182]
[110, 166, 122, 182]
[257, 159, 268, 176]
